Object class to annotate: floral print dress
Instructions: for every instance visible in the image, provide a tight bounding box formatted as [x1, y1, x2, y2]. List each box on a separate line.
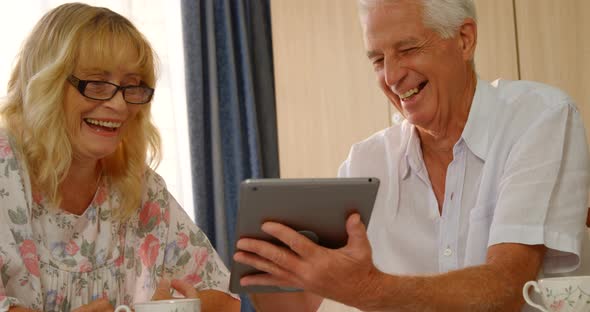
[0, 132, 235, 311]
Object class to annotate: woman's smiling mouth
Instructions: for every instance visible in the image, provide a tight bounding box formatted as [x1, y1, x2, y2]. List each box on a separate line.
[83, 118, 122, 133]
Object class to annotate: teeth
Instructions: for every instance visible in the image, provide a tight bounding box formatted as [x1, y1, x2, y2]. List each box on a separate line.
[400, 87, 419, 100]
[85, 118, 122, 128]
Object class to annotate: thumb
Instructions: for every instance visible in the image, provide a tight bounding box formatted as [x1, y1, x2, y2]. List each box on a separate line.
[151, 278, 172, 300]
[345, 213, 369, 250]
[171, 279, 199, 298]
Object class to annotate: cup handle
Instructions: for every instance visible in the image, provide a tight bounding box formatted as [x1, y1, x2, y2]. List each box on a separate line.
[523, 281, 548, 312]
[114, 305, 132, 312]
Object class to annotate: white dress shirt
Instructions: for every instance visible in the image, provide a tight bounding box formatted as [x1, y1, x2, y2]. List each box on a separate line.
[319, 79, 590, 312]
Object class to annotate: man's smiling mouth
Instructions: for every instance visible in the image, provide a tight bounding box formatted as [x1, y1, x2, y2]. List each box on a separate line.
[400, 81, 428, 101]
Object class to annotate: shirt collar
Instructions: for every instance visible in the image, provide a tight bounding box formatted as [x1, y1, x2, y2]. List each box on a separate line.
[400, 79, 495, 179]
[401, 124, 423, 180]
[461, 79, 495, 161]
[400, 79, 497, 179]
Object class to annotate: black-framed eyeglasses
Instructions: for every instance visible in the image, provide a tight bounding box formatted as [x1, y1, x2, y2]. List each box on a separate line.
[67, 75, 155, 104]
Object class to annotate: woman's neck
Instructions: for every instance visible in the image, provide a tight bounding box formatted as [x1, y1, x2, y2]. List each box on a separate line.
[59, 159, 102, 215]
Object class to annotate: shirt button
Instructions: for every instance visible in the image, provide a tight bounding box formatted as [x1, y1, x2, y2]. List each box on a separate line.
[443, 248, 453, 257]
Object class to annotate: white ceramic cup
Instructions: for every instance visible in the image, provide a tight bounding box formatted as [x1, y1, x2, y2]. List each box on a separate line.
[115, 298, 201, 312]
[523, 276, 590, 312]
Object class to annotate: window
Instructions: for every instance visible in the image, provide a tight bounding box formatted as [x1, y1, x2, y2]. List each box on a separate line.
[0, 0, 195, 220]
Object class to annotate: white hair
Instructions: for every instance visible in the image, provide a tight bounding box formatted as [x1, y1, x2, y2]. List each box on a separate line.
[358, 0, 477, 39]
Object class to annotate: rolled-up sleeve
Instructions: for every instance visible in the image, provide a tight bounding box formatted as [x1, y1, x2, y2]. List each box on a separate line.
[489, 102, 590, 273]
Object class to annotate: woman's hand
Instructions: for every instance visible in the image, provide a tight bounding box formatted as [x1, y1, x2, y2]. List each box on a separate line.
[151, 278, 199, 300]
[71, 298, 114, 312]
[151, 278, 240, 312]
[8, 306, 41, 312]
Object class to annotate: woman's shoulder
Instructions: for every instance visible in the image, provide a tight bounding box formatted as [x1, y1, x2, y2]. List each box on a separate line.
[143, 167, 167, 191]
[139, 167, 171, 209]
[0, 128, 18, 160]
[133, 167, 173, 232]
[0, 129, 26, 184]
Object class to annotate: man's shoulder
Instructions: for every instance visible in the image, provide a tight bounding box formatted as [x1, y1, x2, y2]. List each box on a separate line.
[494, 79, 575, 112]
[481, 80, 582, 154]
[349, 122, 407, 153]
[342, 123, 408, 174]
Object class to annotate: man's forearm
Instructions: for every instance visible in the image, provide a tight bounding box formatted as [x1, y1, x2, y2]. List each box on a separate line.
[250, 291, 323, 312]
[364, 264, 526, 312]
[198, 290, 241, 312]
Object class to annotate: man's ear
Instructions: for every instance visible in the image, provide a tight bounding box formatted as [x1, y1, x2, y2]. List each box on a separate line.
[458, 18, 477, 62]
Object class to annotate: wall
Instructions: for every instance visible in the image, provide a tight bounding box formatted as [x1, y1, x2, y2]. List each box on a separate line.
[515, 0, 590, 142]
[270, 0, 389, 178]
[271, 0, 556, 178]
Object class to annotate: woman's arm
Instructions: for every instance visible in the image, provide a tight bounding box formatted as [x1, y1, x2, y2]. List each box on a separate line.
[152, 279, 239, 312]
[8, 307, 39, 312]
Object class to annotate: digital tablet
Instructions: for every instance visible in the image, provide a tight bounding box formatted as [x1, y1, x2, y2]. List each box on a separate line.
[229, 177, 380, 293]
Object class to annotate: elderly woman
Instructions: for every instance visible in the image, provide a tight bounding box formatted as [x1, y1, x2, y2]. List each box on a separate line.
[0, 3, 239, 312]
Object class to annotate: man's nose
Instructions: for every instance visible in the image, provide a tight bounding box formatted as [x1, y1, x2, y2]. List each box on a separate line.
[383, 57, 407, 88]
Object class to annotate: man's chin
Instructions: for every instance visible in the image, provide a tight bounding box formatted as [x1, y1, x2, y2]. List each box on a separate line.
[404, 113, 426, 126]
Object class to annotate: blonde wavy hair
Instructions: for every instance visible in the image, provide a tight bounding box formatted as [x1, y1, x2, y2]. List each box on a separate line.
[0, 3, 162, 219]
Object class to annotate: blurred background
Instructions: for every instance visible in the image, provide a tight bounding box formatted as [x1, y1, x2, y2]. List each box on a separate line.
[1, 1, 588, 311]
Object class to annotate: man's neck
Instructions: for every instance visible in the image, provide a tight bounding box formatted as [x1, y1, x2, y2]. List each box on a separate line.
[418, 70, 477, 153]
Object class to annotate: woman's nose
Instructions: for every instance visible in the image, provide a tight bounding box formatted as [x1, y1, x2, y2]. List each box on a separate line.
[103, 90, 128, 112]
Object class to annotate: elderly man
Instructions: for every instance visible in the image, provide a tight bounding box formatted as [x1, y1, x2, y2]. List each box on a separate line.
[233, 0, 590, 311]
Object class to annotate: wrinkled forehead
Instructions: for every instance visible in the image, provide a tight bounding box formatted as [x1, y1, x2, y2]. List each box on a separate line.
[74, 26, 154, 82]
[361, 0, 426, 44]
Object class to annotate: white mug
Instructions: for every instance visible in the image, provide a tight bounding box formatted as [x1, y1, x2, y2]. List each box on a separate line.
[115, 298, 201, 312]
[523, 276, 590, 312]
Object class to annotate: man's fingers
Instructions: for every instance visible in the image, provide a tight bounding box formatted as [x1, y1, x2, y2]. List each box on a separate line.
[236, 237, 301, 269]
[345, 213, 369, 250]
[261, 222, 319, 257]
[171, 279, 199, 298]
[234, 251, 296, 280]
[240, 272, 301, 289]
